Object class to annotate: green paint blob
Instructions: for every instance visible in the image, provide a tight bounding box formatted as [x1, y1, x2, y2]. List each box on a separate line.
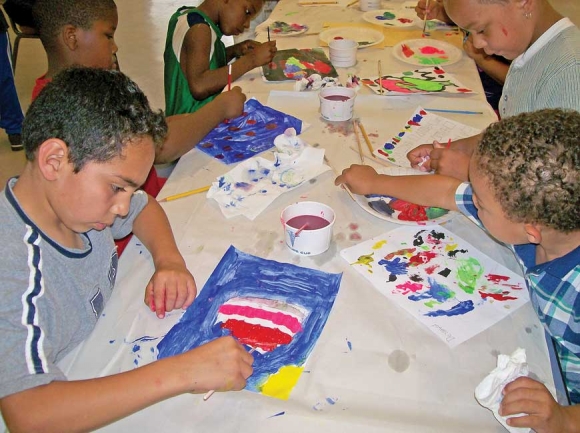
[425, 207, 449, 219]
[402, 77, 453, 92]
[416, 56, 449, 65]
[382, 12, 396, 19]
[456, 257, 483, 294]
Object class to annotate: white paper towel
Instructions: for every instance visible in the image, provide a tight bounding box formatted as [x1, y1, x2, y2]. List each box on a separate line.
[475, 348, 531, 433]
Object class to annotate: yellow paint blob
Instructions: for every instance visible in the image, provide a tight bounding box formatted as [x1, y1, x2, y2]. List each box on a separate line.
[259, 365, 304, 400]
[372, 240, 387, 249]
[445, 243, 458, 252]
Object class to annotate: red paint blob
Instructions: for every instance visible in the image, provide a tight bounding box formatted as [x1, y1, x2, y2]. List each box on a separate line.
[221, 319, 292, 352]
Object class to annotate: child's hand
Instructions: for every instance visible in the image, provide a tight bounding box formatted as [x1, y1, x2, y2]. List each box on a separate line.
[500, 376, 576, 433]
[215, 86, 246, 120]
[178, 336, 254, 394]
[248, 41, 277, 68]
[407, 143, 434, 171]
[145, 261, 197, 319]
[463, 34, 489, 65]
[236, 40, 262, 56]
[334, 164, 381, 195]
[415, 0, 447, 21]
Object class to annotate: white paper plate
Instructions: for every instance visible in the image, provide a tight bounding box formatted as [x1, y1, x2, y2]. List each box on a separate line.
[362, 9, 418, 28]
[319, 27, 384, 49]
[392, 39, 462, 66]
[268, 21, 309, 37]
[353, 167, 457, 225]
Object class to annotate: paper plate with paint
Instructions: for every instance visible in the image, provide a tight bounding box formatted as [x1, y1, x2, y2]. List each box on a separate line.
[353, 167, 457, 225]
[269, 21, 309, 36]
[319, 27, 384, 48]
[392, 39, 462, 66]
[362, 9, 417, 28]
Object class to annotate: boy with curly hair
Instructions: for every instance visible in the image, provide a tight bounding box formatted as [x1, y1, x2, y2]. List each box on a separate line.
[336, 109, 580, 432]
[0, 68, 253, 432]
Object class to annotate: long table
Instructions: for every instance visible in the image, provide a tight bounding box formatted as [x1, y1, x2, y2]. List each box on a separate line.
[58, 1, 557, 431]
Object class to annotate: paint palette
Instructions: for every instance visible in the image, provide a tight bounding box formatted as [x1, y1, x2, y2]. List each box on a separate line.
[392, 39, 463, 66]
[319, 27, 384, 49]
[269, 21, 309, 37]
[353, 167, 457, 225]
[362, 9, 418, 28]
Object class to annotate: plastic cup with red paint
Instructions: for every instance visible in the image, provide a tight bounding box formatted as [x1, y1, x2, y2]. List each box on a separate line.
[319, 87, 357, 121]
[281, 201, 335, 256]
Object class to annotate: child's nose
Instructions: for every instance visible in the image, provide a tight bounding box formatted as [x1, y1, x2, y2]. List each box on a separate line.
[471, 34, 486, 50]
[111, 196, 130, 218]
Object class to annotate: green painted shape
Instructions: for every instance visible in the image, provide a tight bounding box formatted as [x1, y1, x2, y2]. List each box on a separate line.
[425, 207, 449, 219]
[455, 257, 484, 294]
[402, 77, 453, 92]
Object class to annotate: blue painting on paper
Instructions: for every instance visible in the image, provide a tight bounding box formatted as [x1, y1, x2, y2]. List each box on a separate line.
[157, 246, 342, 398]
[196, 99, 303, 164]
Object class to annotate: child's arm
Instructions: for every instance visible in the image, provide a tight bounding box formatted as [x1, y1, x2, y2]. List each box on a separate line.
[182, 25, 276, 100]
[407, 134, 482, 181]
[334, 164, 460, 211]
[500, 377, 580, 433]
[156, 87, 247, 164]
[0, 336, 253, 432]
[129, 194, 196, 319]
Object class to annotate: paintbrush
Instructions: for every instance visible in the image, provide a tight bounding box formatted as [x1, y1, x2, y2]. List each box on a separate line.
[353, 120, 365, 164]
[377, 60, 383, 95]
[422, 0, 430, 36]
[294, 223, 309, 236]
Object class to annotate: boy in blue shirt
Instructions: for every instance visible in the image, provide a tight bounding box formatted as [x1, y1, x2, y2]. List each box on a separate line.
[335, 109, 580, 432]
[0, 68, 253, 432]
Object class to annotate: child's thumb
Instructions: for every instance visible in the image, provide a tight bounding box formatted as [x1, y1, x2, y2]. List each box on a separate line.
[432, 140, 445, 149]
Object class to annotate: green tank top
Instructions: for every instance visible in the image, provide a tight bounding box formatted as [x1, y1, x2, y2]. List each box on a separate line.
[164, 7, 227, 116]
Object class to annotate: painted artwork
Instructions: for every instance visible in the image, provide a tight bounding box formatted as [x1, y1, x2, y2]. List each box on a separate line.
[353, 167, 457, 225]
[197, 99, 303, 164]
[207, 128, 331, 220]
[340, 226, 528, 347]
[157, 246, 342, 399]
[362, 67, 474, 95]
[374, 106, 481, 167]
[270, 21, 308, 36]
[262, 48, 338, 82]
[362, 9, 417, 28]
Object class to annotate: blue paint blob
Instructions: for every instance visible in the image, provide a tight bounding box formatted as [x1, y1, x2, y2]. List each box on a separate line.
[132, 344, 140, 353]
[326, 397, 337, 405]
[378, 257, 408, 276]
[425, 300, 474, 317]
[346, 339, 353, 351]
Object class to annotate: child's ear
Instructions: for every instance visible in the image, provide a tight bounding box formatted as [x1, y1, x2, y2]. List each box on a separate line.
[62, 24, 79, 50]
[523, 223, 542, 245]
[37, 139, 70, 181]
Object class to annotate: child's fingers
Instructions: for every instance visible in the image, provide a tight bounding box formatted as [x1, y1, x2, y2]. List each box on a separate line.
[432, 140, 445, 148]
[153, 287, 166, 319]
[183, 278, 197, 309]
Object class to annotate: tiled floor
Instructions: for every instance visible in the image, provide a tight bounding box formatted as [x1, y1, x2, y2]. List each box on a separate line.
[1, 0, 578, 186]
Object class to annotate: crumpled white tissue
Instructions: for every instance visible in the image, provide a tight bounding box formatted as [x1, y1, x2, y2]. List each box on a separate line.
[475, 348, 531, 433]
[207, 128, 330, 220]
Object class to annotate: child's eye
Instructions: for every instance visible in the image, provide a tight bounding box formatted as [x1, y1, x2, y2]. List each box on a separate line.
[245, 9, 251, 15]
[111, 185, 125, 193]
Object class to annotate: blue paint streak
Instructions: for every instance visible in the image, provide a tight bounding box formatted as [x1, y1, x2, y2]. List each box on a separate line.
[378, 257, 408, 275]
[126, 335, 159, 344]
[346, 339, 352, 351]
[326, 397, 337, 405]
[157, 246, 342, 394]
[268, 411, 286, 418]
[425, 300, 474, 317]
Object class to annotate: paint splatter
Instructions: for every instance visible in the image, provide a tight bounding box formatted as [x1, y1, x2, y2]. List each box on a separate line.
[268, 411, 286, 418]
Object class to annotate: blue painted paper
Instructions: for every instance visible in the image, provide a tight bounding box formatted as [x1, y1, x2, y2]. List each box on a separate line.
[157, 246, 342, 396]
[197, 99, 303, 164]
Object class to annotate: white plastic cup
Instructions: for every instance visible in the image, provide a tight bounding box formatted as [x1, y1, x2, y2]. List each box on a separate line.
[359, 0, 381, 11]
[281, 201, 335, 256]
[328, 38, 358, 68]
[319, 87, 356, 122]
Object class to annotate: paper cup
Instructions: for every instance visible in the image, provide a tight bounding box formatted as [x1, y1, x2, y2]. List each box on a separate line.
[328, 38, 358, 68]
[281, 201, 335, 256]
[359, 0, 381, 11]
[319, 87, 356, 122]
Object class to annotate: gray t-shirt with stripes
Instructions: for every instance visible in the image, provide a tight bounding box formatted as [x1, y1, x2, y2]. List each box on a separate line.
[500, 18, 579, 118]
[0, 178, 148, 399]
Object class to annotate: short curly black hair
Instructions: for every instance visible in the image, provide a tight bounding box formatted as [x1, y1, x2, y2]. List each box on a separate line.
[22, 67, 167, 173]
[33, 0, 116, 51]
[475, 109, 580, 233]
